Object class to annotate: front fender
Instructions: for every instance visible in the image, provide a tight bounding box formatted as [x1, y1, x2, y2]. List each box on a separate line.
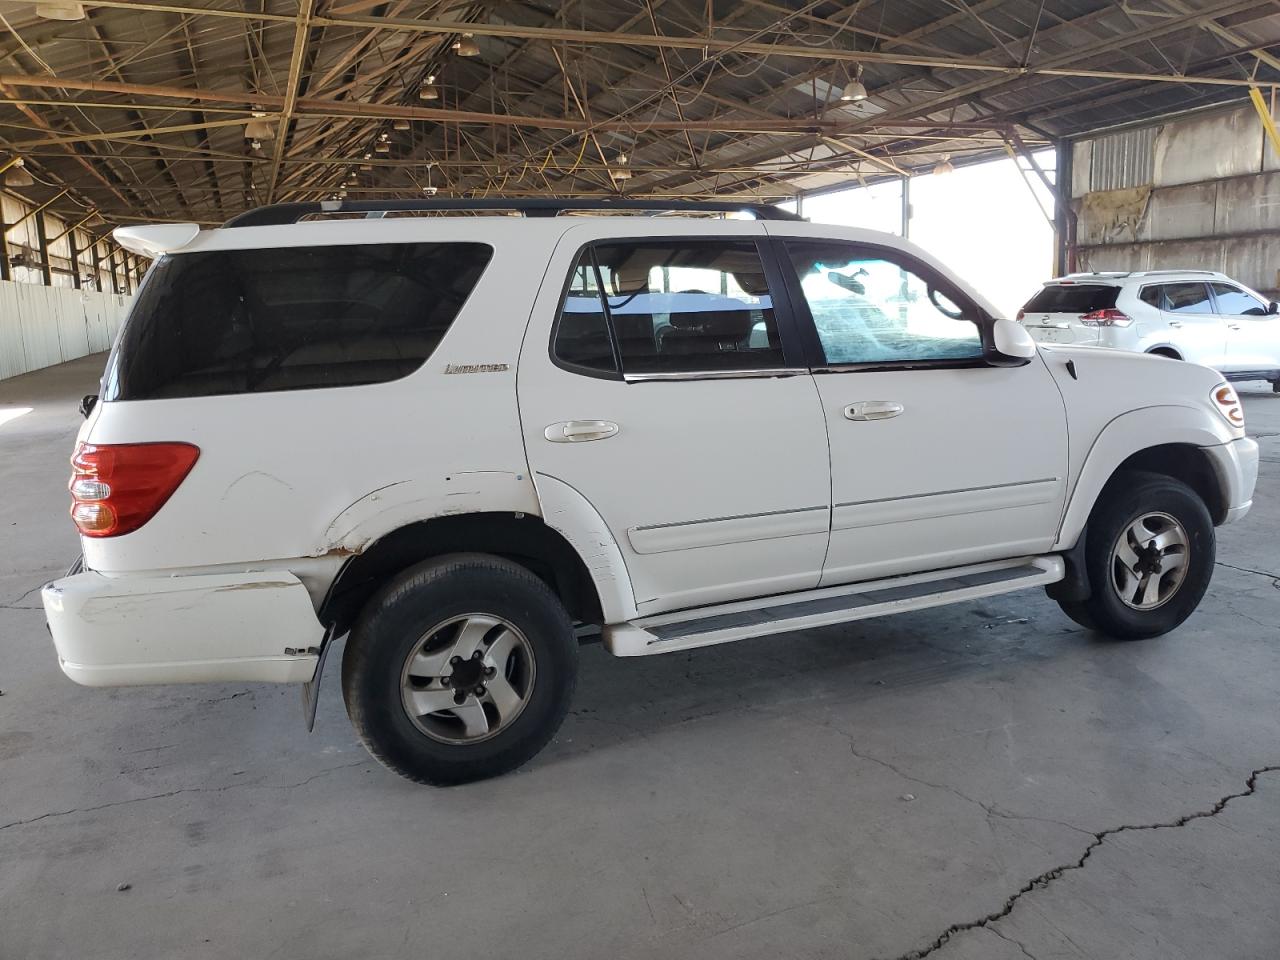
[1054, 404, 1232, 549]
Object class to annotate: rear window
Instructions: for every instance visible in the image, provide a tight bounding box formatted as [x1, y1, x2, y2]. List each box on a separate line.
[102, 242, 492, 400]
[1023, 284, 1119, 314]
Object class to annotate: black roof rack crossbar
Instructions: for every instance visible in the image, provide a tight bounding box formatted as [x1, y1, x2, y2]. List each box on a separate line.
[222, 198, 804, 228]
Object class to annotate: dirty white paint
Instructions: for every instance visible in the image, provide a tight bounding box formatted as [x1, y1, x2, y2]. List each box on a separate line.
[0, 279, 131, 381]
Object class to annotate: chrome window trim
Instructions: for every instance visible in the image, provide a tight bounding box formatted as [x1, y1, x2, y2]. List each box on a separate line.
[810, 357, 989, 375]
[623, 367, 806, 383]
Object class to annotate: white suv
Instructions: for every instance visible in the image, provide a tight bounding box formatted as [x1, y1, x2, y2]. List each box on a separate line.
[1019, 270, 1280, 389]
[42, 200, 1259, 785]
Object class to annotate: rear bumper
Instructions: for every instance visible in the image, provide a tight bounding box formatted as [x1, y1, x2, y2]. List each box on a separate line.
[1204, 436, 1258, 526]
[42, 569, 323, 686]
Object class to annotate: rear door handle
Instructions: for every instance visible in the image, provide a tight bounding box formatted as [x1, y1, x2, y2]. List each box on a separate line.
[544, 420, 619, 443]
[844, 401, 904, 421]
[1168, 320, 1183, 328]
[1227, 323, 1242, 330]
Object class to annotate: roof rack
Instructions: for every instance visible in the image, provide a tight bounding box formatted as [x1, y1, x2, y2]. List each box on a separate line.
[222, 198, 805, 228]
[1127, 269, 1223, 278]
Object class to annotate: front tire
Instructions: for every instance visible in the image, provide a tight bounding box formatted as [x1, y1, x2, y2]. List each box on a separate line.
[342, 554, 579, 785]
[1058, 471, 1214, 640]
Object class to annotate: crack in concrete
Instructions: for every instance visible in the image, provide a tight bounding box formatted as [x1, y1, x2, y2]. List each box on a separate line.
[0, 759, 370, 833]
[769, 708, 1093, 837]
[0, 575, 58, 608]
[200, 690, 253, 705]
[1215, 561, 1280, 586]
[879, 766, 1280, 960]
[987, 927, 1037, 960]
[846, 743, 1094, 838]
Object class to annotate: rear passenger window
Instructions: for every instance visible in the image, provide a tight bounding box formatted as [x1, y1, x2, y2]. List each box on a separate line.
[1162, 282, 1214, 314]
[103, 243, 492, 400]
[1139, 286, 1165, 309]
[552, 240, 784, 376]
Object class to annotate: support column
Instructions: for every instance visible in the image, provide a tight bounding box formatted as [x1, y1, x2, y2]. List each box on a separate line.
[109, 246, 120, 294]
[900, 175, 911, 239]
[92, 239, 101, 291]
[1053, 139, 1076, 276]
[0, 212, 9, 282]
[70, 230, 81, 289]
[36, 211, 52, 286]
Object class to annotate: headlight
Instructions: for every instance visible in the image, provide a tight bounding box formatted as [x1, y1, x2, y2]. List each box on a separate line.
[1211, 383, 1244, 429]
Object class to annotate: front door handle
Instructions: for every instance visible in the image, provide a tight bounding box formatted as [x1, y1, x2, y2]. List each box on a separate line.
[844, 401, 904, 421]
[1227, 323, 1242, 330]
[1168, 320, 1183, 328]
[544, 420, 619, 443]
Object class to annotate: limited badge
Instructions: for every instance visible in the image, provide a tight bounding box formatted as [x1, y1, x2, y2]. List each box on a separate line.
[444, 363, 510, 374]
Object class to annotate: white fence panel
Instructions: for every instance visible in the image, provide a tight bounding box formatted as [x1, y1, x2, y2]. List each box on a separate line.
[0, 279, 133, 381]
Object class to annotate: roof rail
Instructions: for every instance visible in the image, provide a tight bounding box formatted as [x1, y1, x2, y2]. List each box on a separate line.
[1128, 269, 1222, 277]
[222, 198, 805, 228]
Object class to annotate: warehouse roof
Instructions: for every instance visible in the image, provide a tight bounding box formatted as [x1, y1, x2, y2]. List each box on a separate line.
[1, 0, 1277, 229]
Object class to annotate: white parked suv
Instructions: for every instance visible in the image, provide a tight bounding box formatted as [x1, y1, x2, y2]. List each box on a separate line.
[42, 200, 1259, 785]
[1019, 270, 1280, 389]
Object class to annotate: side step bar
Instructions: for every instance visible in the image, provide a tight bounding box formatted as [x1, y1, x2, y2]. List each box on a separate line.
[604, 556, 1064, 657]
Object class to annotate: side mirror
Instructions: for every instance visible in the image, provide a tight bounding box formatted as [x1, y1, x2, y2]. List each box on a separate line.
[989, 318, 1036, 366]
[79, 394, 98, 419]
[1268, 301, 1278, 315]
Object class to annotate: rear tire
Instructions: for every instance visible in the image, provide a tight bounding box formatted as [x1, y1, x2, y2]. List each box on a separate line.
[342, 554, 578, 785]
[1147, 348, 1181, 360]
[1057, 471, 1214, 640]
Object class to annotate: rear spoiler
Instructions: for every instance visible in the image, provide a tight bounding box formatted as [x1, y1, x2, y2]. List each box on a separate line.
[113, 223, 200, 258]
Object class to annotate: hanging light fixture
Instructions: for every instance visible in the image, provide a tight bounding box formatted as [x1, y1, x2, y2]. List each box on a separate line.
[244, 117, 275, 141]
[452, 33, 479, 57]
[375, 139, 391, 154]
[393, 118, 411, 131]
[2, 157, 34, 187]
[933, 154, 955, 175]
[610, 152, 632, 182]
[419, 75, 440, 101]
[840, 64, 868, 102]
[35, 2, 85, 20]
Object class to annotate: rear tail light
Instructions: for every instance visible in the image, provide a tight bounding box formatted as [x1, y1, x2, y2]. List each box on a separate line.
[1016, 309, 1026, 321]
[68, 442, 199, 537]
[1211, 383, 1245, 429]
[1079, 308, 1132, 327]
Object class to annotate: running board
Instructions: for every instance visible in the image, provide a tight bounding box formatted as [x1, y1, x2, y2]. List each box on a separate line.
[604, 556, 1064, 657]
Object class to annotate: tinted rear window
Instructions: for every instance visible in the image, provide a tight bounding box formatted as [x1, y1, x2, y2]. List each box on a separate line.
[103, 242, 492, 400]
[1023, 284, 1119, 314]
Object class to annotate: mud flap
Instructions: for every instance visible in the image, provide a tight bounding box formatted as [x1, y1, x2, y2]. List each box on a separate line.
[302, 623, 338, 732]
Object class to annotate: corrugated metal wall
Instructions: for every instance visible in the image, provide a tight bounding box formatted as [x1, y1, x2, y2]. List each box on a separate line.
[1071, 104, 1280, 294]
[1088, 126, 1157, 192]
[0, 280, 131, 381]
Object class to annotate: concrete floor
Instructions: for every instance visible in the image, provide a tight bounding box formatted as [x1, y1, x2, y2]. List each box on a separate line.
[2, 353, 1278, 960]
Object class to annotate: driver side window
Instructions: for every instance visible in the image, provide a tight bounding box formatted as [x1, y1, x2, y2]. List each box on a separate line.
[785, 242, 984, 366]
